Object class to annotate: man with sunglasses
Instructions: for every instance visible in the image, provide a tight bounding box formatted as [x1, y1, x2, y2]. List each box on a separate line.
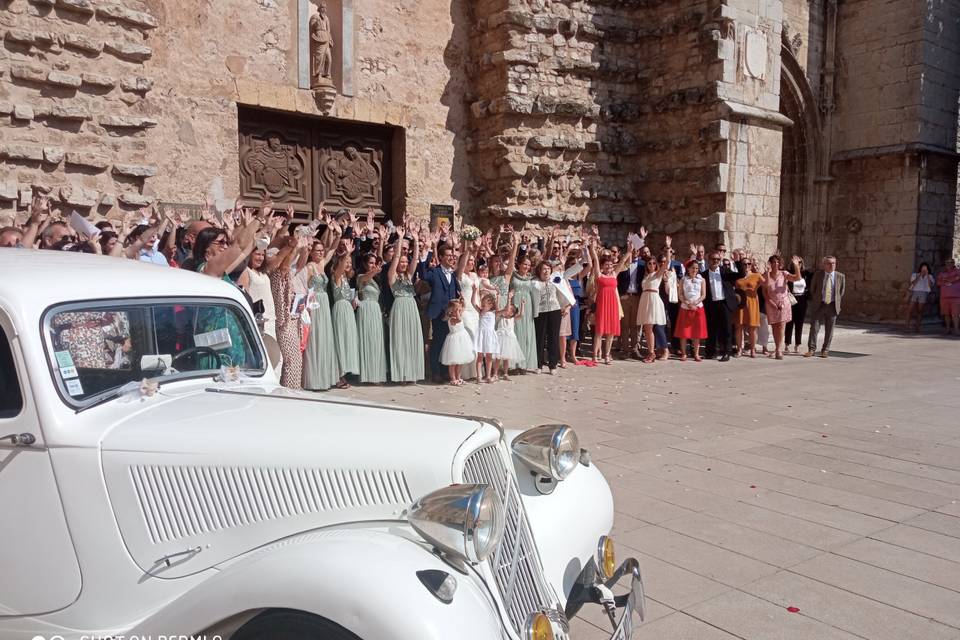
[701, 251, 740, 361]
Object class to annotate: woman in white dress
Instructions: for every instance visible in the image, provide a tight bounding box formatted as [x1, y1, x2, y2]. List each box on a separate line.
[240, 248, 277, 340]
[458, 249, 480, 379]
[636, 256, 671, 363]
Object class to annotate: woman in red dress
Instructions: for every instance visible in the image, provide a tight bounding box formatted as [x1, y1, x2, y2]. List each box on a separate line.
[674, 260, 708, 361]
[588, 232, 631, 364]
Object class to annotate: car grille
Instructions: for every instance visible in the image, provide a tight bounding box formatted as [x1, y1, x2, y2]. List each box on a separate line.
[463, 445, 561, 637]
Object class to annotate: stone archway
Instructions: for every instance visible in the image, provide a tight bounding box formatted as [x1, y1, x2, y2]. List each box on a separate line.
[778, 41, 822, 259]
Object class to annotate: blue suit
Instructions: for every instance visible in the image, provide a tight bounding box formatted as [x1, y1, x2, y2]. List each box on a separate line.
[423, 267, 461, 378]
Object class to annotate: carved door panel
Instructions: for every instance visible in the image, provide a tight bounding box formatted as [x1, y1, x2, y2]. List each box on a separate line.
[239, 119, 314, 217]
[238, 108, 393, 220]
[314, 130, 390, 217]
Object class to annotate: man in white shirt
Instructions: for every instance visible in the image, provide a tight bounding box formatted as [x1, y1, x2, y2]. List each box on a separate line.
[805, 256, 845, 358]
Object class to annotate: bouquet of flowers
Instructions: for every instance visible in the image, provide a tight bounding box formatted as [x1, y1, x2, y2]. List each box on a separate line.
[460, 224, 482, 242]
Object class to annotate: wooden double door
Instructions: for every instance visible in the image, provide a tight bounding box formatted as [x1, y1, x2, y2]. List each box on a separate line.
[238, 107, 397, 220]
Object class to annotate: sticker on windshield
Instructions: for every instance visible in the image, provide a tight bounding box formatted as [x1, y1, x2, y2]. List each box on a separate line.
[65, 378, 84, 396]
[55, 350, 75, 368]
[59, 365, 79, 379]
[194, 327, 232, 350]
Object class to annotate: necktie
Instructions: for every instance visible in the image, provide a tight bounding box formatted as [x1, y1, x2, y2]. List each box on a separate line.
[824, 275, 833, 304]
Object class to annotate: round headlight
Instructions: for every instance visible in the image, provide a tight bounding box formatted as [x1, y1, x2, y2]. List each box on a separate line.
[409, 484, 504, 564]
[512, 424, 581, 481]
[597, 535, 616, 580]
[525, 611, 555, 640]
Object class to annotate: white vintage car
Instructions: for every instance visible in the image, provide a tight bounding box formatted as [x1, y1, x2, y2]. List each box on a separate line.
[0, 251, 644, 640]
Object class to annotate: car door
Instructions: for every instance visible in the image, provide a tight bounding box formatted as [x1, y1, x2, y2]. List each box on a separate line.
[0, 309, 81, 616]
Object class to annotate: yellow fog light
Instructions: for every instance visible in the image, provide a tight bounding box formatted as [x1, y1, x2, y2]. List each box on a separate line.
[598, 535, 616, 580]
[525, 611, 555, 640]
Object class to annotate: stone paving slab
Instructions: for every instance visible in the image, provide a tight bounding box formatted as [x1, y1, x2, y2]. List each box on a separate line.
[327, 326, 960, 639]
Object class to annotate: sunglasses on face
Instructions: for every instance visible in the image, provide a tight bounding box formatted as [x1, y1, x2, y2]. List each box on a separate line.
[212, 238, 228, 247]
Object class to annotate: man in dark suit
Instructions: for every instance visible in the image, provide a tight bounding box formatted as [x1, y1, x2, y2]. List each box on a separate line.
[423, 244, 461, 381]
[701, 251, 740, 361]
[616, 245, 647, 357]
[805, 256, 846, 358]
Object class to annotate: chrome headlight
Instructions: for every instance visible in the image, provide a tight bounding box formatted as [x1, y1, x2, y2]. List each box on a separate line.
[408, 484, 504, 563]
[512, 424, 581, 481]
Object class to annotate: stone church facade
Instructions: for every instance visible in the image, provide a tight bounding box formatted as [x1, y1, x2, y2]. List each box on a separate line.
[0, 0, 958, 318]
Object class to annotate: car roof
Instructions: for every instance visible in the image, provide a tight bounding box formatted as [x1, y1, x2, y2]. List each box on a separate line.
[0, 250, 249, 326]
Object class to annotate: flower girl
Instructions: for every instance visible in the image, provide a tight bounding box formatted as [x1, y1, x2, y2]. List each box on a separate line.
[471, 290, 501, 383]
[495, 294, 526, 381]
[440, 299, 476, 386]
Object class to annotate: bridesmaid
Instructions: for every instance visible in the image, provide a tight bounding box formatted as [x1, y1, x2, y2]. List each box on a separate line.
[489, 227, 519, 310]
[303, 221, 347, 391]
[387, 226, 424, 383]
[509, 254, 540, 372]
[330, 252, 360, 380]
[356, 252, 388, 383]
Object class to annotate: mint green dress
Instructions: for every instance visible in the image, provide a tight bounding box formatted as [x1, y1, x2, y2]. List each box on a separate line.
[303, 272, 341, 391]
[356, 279, 387, 383]
[509, 274, 540, 370]
[490, 275, 510, 310]
[331, 277, 360, 376]
[389, 276, 424, 382]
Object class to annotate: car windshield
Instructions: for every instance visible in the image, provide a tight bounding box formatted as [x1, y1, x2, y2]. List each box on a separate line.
[45, 299, 265, 408]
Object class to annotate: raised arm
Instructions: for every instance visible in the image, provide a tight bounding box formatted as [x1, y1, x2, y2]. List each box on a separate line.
[387, 227, 404, 287]
[455, 239, 471, 280]
[784, 256, 802, 282]
[503, 232, 520, 278]
[406, 233, 420, 279]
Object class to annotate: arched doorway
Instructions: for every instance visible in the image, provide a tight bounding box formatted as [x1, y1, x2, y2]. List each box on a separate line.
[778, 42, 821, 259]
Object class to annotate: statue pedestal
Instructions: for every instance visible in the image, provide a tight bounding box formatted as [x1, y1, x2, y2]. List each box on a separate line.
[311, 78, 337, 115]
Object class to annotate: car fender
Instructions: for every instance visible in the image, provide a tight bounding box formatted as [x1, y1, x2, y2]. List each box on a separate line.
[130, 528, 506, 640]
[506, 430, 614, 603]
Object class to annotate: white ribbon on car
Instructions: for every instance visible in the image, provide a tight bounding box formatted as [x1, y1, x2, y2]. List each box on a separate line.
[116, 378, 160, 402]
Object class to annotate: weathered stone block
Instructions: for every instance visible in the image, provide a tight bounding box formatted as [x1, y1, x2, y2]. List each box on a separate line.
[59, 185, 99, 207]
[0, 104, 12, 115]
[120, 76, 154, 93]
[11, 64, 47, 83]
[82, 73, 116, 88]
[99, 114, 158, 128]
[96, 4, 159, 29]
[5, 29, 38, 45]
[62, 33, 102, 54]
[47, 71, 83, 88]
[2, 144, 44, 161]
[43, 146, 64, 164]
[118, 192, 154, 206]
[113, 163, 157, 178]
[42, 104, 90, 120]
[56, 0, 94, 14]
[99, 193, 117, 207]
[0, 183, 19, 201]
[104, 41, 153, 62]
[65, 152, 110, 170]
[13, 104, 34, 121]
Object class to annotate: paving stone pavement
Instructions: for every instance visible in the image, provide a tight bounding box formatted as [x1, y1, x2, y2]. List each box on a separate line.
[329, 326, 960, 639]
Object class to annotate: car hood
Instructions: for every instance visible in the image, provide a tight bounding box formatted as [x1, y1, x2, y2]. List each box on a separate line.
[100, 385, 491, 578]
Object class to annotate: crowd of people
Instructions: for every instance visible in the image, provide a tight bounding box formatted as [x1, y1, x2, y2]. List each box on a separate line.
[2, 196, 959, 390]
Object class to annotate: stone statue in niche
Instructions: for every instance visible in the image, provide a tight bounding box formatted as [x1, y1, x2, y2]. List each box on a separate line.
[242, 133, 304, 198]
[310, 0, 334, 88]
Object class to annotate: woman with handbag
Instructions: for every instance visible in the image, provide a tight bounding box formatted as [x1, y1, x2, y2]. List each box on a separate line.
[760, 254, 804, 360]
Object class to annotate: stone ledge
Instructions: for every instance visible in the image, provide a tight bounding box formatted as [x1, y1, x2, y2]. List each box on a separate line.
[43, 146, 64, 164]
[118, 192, 154, 206]
[98, 114, 158, 128]
[59, 184, 99, 207]
[120, 76, 154, 93]
[36, 104, 91, 120]
[719, 100, 793, 128]
[10, 63, 47, 83]
[1, 144, 44, 162]
[96, 4, 159, 29]
[47, 70, 83, 88]
[13, 104, 35, 121]
[56, 0, 95, 15]
[104, 40, 153, 62]
[62, 33, 103, 54]
[65, 152, 110, 170]
[82, 72, 116, 88]
[113, 163, 157, 178]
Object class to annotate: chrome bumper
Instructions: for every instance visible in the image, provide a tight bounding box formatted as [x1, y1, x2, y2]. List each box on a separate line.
[566, 558, 645, 639]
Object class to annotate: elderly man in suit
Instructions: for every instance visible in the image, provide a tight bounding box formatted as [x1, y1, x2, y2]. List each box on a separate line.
[423, 243, 462, 381]
[701, 250, 740, 361]
[805, 255, 846, 358]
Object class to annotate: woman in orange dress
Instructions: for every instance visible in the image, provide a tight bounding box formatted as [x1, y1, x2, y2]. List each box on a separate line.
[734, 257, 763, 357]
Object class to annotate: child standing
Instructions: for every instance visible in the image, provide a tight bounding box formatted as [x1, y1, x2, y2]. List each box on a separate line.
[440, 299, 476, 386]
[472, 290, 501, 383]
[495, 295, 526, 381]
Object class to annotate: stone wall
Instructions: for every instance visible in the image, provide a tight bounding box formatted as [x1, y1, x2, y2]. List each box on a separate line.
[0, 0, 471, 221]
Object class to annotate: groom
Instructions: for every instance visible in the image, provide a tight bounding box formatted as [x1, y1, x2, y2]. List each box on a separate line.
[424, 244, 461, 381]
